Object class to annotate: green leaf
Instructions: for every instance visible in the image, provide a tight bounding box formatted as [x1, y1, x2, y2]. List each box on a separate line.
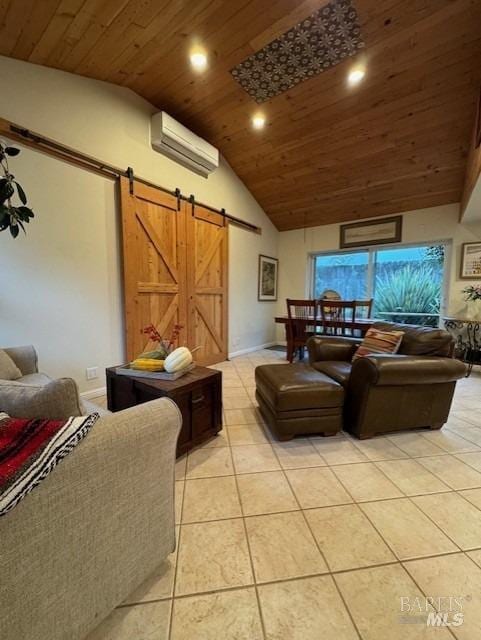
[5, 147, 20, 157]
[0, 179, 14, 204]
[9, 222, 19, 238]
[15, 182, 27, 205]
[18, 205, 34, 219]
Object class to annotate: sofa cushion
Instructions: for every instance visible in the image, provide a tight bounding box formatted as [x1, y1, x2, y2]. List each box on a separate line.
[255, 363, 344, 412]
[312, 361, 352, 387]
[353, 327, 404, 361]
[17, 373, 52, 386]
[0, 350, 22, 381]
[372, 322, 453, 356]
[0, 377, 83, 419]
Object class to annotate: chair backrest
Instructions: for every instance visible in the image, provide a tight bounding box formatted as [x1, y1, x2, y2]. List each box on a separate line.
[354, 299, 373, 319]
[318, 299, 356, 323]
[286, 299, 317, 342]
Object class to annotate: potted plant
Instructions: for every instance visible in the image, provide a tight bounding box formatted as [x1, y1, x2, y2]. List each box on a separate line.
[463, 284, 481, 321]
[0, 142, 35, 238]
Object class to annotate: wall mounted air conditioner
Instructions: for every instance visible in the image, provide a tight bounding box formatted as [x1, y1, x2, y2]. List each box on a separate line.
[151, 111, 219, 177]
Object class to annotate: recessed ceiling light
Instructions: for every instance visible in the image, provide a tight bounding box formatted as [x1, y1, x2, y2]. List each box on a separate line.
[190, 49, 208, 72]
[252, 114, 266, 130]
[347, 66, 366, 86]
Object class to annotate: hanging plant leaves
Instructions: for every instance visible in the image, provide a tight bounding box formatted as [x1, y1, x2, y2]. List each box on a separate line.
[4, 147, 20, 157]
[0, 178, 15, 204]
[15, 182, 27, 205]
[0, 145, 36, 238]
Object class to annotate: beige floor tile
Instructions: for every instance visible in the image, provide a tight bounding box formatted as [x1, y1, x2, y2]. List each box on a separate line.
[387, 432, 446, 457]
[185, 447, 234, 479]
[446, 423, 481, 447]
[86, 601, 171, 640]
[182, 476, 242, 523]
[360, 498, 457, 560]
[175, 481, 184, 524]
[467, 549, 481, 568]
[459, 487, 481, 509]
[222, 387, 250, 398]
[335, 564, 452, 639]
[176, 519, 253, 595]
[171, 587, 263, 640]
[412, 492, 481, 550]
[237, 471, 298, 516]
[227, 423, 269, 445]
[258, 575, 358, 640]
[195, 428, 230, 448]
[312, 438, 368, 464]
[285, 467, 352, 508]
[231, 444, 281, 474]
[421, 430, 480, 453]
[223, 379, 245, 388]
[456, 451, 481, 472]
[245, 511, 328, 582]
[350, 436, 408, 461]
[375, 459, 450, 496]
[272, 441, 325, 469]
[224, 408, 263, 426]
[453, 409, 481, 427]
[223, 396, 254, 410]
[417, 454, 481, 490]
[305, 504, 396, 571]
[404, 553, 481, 640]
[175, 455, 187, 481]
[332, 463, 403, 502]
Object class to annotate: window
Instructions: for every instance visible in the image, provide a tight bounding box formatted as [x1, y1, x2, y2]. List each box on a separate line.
[311, 243, 446, 326]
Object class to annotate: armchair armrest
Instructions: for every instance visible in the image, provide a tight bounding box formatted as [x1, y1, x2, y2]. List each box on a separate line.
[351, 354, 467, 386]
[2, 345, 38, 375]
[307, 336, 360, 364]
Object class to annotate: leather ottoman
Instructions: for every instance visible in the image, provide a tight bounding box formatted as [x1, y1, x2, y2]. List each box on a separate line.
[255, 363, 344, 441]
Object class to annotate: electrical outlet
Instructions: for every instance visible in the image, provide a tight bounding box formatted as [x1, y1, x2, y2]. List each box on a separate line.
[86, 367, 98, 381]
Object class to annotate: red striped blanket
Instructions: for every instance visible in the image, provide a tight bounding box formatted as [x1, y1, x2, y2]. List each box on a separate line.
[0, 412, 98, 517]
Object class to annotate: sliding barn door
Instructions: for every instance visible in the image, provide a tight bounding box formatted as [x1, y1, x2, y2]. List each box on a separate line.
[120, 177, 187, 361]
[187, 205, 228, 366]
[120, 178, 228, 365]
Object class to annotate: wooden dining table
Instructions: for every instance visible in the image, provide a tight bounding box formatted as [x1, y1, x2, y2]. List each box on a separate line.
[274, 315, 378, 335]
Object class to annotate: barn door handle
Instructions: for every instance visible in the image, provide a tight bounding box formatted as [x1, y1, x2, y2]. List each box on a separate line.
[192, 394, 205, 405]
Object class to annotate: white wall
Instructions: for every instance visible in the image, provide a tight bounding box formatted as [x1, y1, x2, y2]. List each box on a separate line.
[0, 56, 279, 392]
[276, 204, 481, 340]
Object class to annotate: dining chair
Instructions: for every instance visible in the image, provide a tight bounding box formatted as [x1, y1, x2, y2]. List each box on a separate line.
[318, 299, 356, 336]
[352, 299, 374, 337]
[286, 299, 317, 363]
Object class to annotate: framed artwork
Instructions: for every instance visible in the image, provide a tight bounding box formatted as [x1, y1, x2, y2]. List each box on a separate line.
[460, 242, 481, 279]
[258, 255, 278, 301]
[340, 215, 403, 249]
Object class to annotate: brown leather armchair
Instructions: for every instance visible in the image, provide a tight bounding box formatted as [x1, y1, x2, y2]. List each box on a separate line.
[307, 322, 467, 439]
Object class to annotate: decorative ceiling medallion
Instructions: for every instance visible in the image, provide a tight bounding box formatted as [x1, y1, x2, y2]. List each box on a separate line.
[230, 0, 364, 103]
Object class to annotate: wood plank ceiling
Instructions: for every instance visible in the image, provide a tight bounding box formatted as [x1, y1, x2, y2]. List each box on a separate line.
[1, 0, 480, 231]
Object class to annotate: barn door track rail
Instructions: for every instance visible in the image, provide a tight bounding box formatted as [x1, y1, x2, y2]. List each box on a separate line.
[0, 117, 261, 234]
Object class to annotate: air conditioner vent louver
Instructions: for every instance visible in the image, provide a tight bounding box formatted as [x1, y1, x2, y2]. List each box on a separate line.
[151, 112, 219, 177]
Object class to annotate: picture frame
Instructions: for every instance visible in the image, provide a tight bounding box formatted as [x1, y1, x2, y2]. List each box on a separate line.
[258, 254, 278, 301]
[475, 88, 481, 149]
[340, 215, 403, 249]
[460, 242, 481, 279]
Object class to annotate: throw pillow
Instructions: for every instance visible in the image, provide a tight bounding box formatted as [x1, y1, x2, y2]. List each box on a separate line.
[0, 349, 22, 381]
[352, 328, 404, 361]
[0, 377, 82, 420]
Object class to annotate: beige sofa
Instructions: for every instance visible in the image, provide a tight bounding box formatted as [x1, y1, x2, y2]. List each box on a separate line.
[0, 346, 181, 640]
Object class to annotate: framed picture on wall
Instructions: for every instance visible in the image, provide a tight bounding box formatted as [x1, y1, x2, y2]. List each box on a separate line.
[460, 242, 481, 279]
[258, 255, 278, 301]
[340, 215, 403, 248]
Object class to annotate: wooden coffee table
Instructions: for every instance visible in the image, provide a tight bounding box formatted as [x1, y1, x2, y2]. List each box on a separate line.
[106, 365, 222, 457]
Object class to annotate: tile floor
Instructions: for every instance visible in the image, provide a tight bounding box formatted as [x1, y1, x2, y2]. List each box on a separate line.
[87, 349, 481, 640]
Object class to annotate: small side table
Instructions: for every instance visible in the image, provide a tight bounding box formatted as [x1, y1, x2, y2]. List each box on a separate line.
[106, 365, 222, 456]
[444, 317, 481, 376]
